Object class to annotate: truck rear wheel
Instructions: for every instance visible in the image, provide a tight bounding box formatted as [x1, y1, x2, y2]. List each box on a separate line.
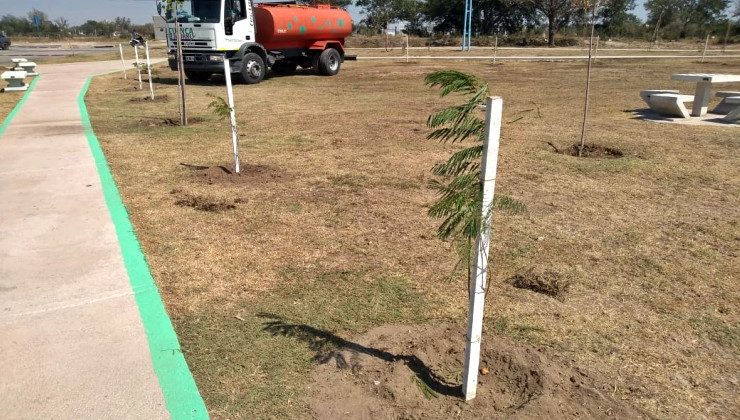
[237, 52, 266, 84]
[317, 48, 341, 76]
[184, 70, 212, 83]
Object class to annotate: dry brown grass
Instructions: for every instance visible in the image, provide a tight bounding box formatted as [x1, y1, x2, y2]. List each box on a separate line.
[86, 57, 740, 418]
[0, 74, 28, 122]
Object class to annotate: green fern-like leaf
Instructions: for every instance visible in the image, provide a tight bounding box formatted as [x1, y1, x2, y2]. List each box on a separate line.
[206, 93, 230, 121]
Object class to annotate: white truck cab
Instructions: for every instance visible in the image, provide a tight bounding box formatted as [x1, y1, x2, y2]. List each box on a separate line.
[161, 0, 352, 84]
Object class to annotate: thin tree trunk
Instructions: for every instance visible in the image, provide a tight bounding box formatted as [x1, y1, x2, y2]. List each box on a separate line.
[548, 16, 556, 47]
[579, 0, 598, 156]
[175, 4, 187, 126]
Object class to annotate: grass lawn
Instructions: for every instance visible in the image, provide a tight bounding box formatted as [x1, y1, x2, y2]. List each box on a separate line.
[85, 57, 739, 418]
[0, 70, 32, 122]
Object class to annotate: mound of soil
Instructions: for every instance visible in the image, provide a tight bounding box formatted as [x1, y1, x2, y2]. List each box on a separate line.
[511, 267, 570, 301]
[172, 190, 241, 212]
[180, 163, 289, 185]
[142, 117, 205, 127]
[309, 324, 646, 419]
[549, 142, 624, 158]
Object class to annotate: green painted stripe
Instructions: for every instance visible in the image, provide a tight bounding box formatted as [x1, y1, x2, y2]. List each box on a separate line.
[0, 76, 40, 137]
[78, 77, 208, 419]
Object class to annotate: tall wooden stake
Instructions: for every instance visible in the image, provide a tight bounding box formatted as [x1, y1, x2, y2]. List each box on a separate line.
[223, 59, 241, 174]
[145, 41, 155, 100]
[175, 3, 188, 126]
[134, 45, 143, 90]
[722, 20, 730, 54]
[701, 33, 710, 63]
[119, 43, 127, 79]
[492, 36, 498, 64]
[579, 0, 597, 156]
[462, 96, 502, 402]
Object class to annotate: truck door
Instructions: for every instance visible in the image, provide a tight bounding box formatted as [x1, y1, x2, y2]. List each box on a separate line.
[225, 0, 255, 43]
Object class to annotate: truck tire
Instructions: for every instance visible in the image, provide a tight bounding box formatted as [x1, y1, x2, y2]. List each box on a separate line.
[272, 61, 298, 76]
[317, 48, 341, 76]
[237, 52, 266, 84]
[184, 70, 211, 83]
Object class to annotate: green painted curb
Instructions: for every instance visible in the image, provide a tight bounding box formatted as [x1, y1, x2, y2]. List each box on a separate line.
[0, 76, 40, 137]
[78, 77, 208, 419]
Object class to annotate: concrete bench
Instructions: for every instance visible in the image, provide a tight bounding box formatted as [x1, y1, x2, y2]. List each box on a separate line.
[2, 71, 28, 92]
[647, 93, 694, 119]
[14, 62, 38, 77]
[640, 90, 680, 107]
[722, 96, 740, 123]
[713, 91, 740, 114]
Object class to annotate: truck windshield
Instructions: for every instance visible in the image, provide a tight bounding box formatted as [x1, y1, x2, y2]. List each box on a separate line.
[165, 0, 221, 23]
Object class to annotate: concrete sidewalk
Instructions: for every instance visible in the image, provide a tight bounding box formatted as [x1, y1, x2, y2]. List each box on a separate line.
[0, 61, 169, 418]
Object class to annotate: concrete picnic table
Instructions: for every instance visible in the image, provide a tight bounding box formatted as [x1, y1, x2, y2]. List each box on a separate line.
[671, 73, 740, 117]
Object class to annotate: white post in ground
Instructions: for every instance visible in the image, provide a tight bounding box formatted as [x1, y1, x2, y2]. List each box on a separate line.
[595, 35, 600, 56]
[119, 43, 127, 79]
[462, 96, 503, 402]
[223, 59, 241, 174]
[492, 36, 498, 65]
[145, 42, 155, 100]
[405, 35, 409, 63]
[701, 34, 710, 63]
[134, 45, 143, 90]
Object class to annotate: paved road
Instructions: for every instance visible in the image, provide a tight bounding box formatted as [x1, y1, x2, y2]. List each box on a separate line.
[0, 60, 169, 418]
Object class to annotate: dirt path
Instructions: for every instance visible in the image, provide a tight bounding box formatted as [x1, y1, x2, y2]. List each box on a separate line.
[0, 61, 201, 418]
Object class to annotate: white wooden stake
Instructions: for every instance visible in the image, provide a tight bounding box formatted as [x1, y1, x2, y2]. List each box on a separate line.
[223, 59, 241, 174]
[492, 36, 498, 64]
[134, 46, 143, 90]
[462, 96, 502, 402]
[145, 42, 154, 100]
[701, 34, 710, 63]
[405, 35, 409, 63]
[119, 43, 127, 79]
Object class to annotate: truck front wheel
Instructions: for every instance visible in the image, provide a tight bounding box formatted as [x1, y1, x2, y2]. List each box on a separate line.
[238, 52, 266, 84]
[317, 48, 341, 76]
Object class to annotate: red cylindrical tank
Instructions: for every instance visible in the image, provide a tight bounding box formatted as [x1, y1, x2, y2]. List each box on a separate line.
[254, 4, 352, 51]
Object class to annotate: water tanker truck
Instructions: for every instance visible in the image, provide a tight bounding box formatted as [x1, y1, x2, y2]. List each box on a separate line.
[160, 0, 352, 84]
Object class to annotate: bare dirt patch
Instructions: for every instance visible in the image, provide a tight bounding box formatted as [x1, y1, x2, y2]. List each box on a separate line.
[305, 323, 646, 419]
[172, 189, 241, 212]
[511, 267, 570, 301]
[180, 162, 290, 185]
[139, 116, 206, 127]
[548, 142, 624, 158]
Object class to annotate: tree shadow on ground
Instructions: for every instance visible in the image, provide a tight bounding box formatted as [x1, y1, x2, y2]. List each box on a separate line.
[257, 313, 462, 398]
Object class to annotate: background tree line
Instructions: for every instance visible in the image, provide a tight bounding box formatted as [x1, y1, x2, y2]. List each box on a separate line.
[354, 0, 738, 46]
[1, 2, 737, 46]
[0, 8, 153, 39]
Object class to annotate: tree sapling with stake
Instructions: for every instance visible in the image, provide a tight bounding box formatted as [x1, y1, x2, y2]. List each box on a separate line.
[424, 70, 509, 400]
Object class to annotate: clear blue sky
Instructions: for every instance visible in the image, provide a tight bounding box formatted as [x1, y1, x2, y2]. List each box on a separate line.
[0, 0, 650, 26]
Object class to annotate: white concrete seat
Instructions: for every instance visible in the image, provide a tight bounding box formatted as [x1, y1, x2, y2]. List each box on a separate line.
[713, 91, 740, 114]
[722, 97, 740, 123]
[14, 62, 38, 77]
[648, 93, 694, 119]
[640, 89, 680, 107]
[2, 71, 28, 92]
